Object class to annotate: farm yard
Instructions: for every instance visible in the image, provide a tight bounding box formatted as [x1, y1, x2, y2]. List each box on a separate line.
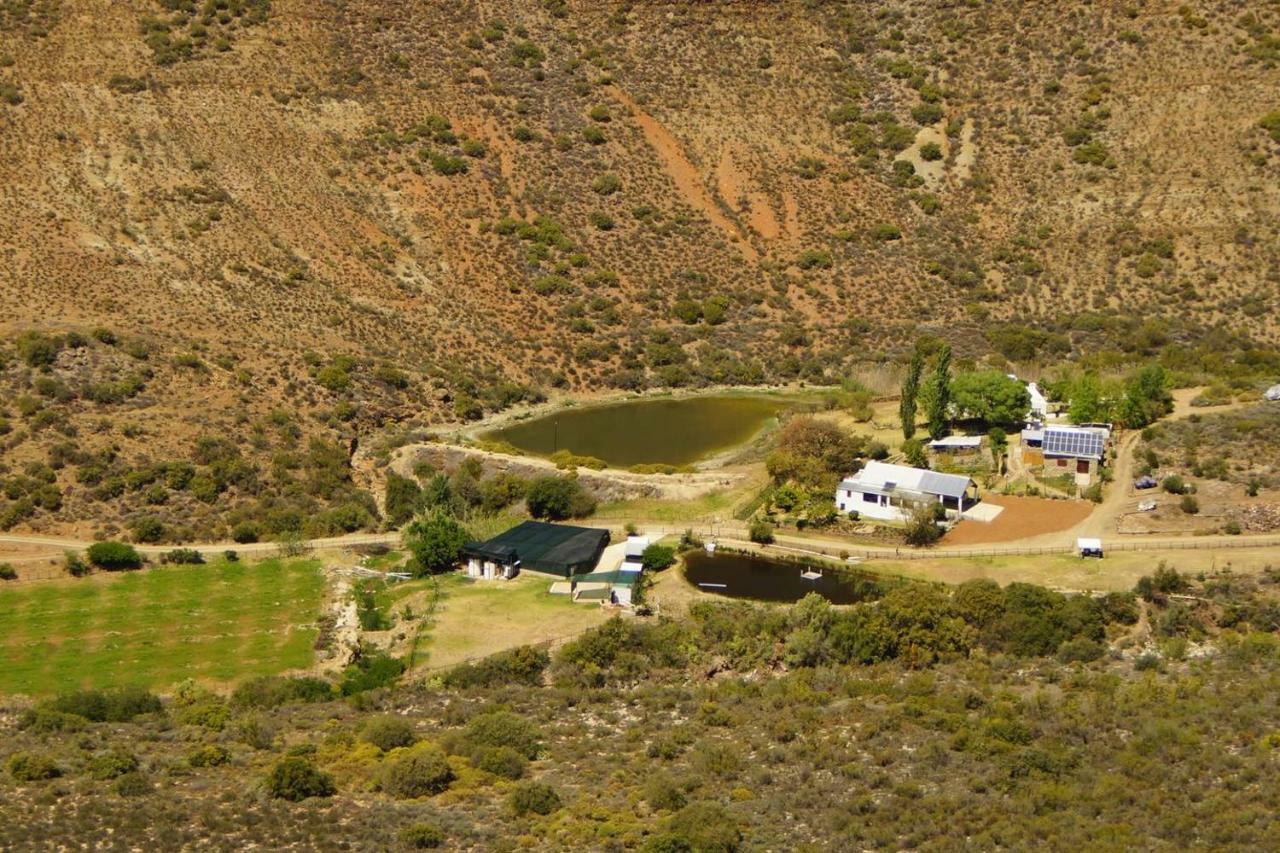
[0, 558, 324, 696]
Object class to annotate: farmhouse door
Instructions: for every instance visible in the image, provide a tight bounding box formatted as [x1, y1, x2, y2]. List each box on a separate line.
[1077, 459, 1089, 474]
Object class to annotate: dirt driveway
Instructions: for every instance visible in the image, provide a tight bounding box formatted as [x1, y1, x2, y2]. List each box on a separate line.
[944, 495, 1094, 546]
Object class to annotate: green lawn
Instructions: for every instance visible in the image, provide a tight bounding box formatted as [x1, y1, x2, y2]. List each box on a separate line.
[0, 558, 325, 696]
[415, 572, 611, 671]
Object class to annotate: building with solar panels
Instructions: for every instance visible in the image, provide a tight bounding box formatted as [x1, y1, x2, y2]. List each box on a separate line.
[836, 461, 978, 523]
[1022, 424, 1111, 486]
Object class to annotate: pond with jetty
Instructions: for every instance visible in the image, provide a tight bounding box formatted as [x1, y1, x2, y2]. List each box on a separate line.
[484, 393, 806, 468]
[682, 550, 889, 605]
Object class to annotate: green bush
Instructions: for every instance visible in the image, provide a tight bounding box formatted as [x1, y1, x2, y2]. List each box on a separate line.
[88, 750, 139, 780]
[231, 675, 333, 709]
[641, 543, 677, 572]
[115, 772, 151, 797]
[463, 710, 542, 759]
[400, 822, 445, 849]
[442, 645, 550, 689]
[903, 505, 942, 547]
[919, 141, 943, 161]
[362, 716, 417, 751]
[340, 650, 406, 696]
[46, 687, 162, 722]
[266, 756, 335, 801]
[381, 744, 455, 798]
[1057, 637, 1105, 663]
[472, 745, 528, 779]
[8, 752, 61, 782]
[665, 801, 741, 852]
[525, 475, 596, 520]
[17, 709, 87, 733]
[188, 744, 230, 767]
[1180, 495, 1200, 515]
[748, 521, 774, 544]
[403, 510, 470, 575]
[86, 541, 142, 571]
[507, 781, 561, 816]
[160, 548, 204, 565]
[0, 562, 16, 580]
[643, 772, 688, 812]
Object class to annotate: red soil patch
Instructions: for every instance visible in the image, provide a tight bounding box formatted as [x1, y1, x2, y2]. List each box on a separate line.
[613, 89, 757, 261]
[944, 495, 1094, 545]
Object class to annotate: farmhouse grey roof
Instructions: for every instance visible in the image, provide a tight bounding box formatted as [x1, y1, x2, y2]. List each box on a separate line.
[1042, 426, 1107, 460]
[840, 461, 973, 501]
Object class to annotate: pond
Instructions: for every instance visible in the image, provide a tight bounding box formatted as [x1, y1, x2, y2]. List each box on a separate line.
[484, 394, 796, 468]
[682, 550, 886, 605]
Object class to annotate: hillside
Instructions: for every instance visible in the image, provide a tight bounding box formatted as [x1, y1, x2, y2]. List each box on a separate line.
[1, 0, 1279, 538]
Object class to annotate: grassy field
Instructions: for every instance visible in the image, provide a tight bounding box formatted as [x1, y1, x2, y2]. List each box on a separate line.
[415, 572, 611, 672]
[0, 558, 324, 696]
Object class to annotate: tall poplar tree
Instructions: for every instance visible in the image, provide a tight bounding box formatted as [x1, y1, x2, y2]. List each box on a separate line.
[926, 344, 952, 440]
[900, 350, 923, 439]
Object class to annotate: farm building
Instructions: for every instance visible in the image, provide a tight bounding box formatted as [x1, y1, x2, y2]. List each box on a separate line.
[461, 521, 610, 580]
[836, 460, 978, 523]
[1022, 425, 1110, 486]
[928, 435, 983, 453]
[568, 534, 649, 606]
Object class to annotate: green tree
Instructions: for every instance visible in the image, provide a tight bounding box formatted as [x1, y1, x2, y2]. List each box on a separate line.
[384, 472, 424, 527]
[1116, 364, 1172, 428]
[950, 371, 1030, 425]
[926, 344, 952, 440]
[641, 543, 677, 571]
[266, 756, 335, 801]
[524, 475, 595, 520]
[403, 510, 470, 575]
[86, 541, 142, 571]
[900, 349, 923, 439]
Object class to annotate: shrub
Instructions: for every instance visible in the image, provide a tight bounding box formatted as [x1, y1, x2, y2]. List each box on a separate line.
[340, 650, 406, 695]
[17, 709, 86, 733]
[400, 822, 445, 849]
[188, 744, 230, 767]
[86, 541, 142, 571]
[8, 752, 61, 782]
[472, 745, 528, 779]
[643, 772, 688, 812]
[666, 801, 741, 852]
[748, 521, 774, 544]
[641, 543, 677, 571]
[525, 475, 595, 520]
[88, 750, 139, 780]
[508, 781, 562, 816]
[362, 716, 417, 752]
[266, 756, 336, 801]
[903, 504, 942, 547]
[0, 562, 16, 580]
[47, 686, 162, 722]
[1162, 475, 1186, 495]
[161, 548, 204, 565]
[231, 675, 333, 709]
[381, 745, 455, 798]
[463, 710, 542, 759]
[871, 223, 902, 241]
[919, 141, 943, 161]
[1180, 495, 1200, 515]
[403, 510, 470, 575]
[442, 645, 550, 689]
[1057, 637, 1105, 663]
[115, 772, 151, 797]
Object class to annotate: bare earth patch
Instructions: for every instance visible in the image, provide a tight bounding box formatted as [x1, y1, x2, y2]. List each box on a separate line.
[944, 495, 1095, 545]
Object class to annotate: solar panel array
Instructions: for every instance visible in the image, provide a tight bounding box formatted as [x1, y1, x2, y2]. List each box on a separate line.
[1043, 428, 1105, 459]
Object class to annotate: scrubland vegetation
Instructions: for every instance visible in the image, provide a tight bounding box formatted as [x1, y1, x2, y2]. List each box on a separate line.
[3, 561, 1280, 849]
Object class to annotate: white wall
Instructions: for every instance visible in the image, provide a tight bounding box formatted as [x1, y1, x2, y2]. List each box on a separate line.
[836, 488, 909, 522]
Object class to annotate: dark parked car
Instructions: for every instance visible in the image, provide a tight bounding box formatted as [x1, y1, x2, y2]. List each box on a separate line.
[1134, 476, 1158, 490]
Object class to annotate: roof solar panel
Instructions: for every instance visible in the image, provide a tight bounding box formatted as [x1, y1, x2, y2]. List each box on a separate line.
[1043, 428, 1105, 459]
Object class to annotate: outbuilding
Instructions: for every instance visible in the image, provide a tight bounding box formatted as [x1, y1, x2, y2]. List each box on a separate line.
[461, 520, 610, 580]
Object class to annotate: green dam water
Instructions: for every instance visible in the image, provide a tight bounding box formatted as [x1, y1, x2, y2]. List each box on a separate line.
[484, 395, 794, 467]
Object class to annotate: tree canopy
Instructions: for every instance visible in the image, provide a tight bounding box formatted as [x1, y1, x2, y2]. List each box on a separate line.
[951, 370, 1031, 425]
[403, 510, 471, 575]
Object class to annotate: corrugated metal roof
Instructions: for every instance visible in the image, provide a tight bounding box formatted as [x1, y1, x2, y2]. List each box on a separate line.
[841, 461, 973, 500]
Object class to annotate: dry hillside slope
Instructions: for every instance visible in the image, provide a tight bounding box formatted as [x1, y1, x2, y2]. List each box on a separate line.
[0, 0, 1278, 538]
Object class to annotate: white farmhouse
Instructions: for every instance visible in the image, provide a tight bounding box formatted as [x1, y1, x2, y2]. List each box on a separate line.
[836, 460, 978, 523]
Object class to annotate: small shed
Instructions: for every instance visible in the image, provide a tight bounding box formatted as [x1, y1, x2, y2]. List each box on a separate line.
[928, 435, 983, 453]
[1077, 537, 1103, 558]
